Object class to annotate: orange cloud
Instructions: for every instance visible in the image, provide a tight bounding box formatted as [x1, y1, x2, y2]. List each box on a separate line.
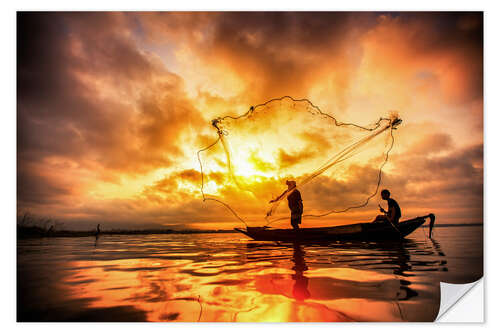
[17, 12, 483, 229]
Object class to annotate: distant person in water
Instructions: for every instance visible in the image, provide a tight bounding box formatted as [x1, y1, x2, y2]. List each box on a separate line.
[270, 180, 303, 230]
[373, 189, 401, 225]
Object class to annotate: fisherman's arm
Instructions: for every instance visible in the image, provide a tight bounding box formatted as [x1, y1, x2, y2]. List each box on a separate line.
[269, 190, 287, 203]
[387, 206, 396, 223]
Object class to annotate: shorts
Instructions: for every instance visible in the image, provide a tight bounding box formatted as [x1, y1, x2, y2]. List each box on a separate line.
[291, 212, 302, 227]
[375, 215, 400, 225]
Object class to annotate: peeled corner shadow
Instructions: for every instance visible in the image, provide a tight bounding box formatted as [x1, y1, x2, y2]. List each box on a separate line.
[434, 278, 484, 322]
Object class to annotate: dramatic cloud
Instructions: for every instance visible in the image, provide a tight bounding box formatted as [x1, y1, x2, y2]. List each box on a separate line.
[17, 12, 483, 229]
[17, 13, 206, 215]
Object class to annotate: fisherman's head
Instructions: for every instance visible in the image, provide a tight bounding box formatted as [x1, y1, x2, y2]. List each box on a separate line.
[381, 189, 390, 200]
[286, 180, 296, 190]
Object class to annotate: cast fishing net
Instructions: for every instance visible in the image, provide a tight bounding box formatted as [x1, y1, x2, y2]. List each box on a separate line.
[197, 96, 401, 227]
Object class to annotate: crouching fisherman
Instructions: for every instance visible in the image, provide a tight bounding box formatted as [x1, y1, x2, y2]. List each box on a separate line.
[373, 189, 401, 226]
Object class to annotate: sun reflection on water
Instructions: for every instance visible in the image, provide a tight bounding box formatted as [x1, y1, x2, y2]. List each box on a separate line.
[17, 227, 483, 322]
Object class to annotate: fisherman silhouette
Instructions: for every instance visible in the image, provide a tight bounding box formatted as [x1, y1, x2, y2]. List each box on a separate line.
[269, 180, 303, 229]
[291, 242, 310, 301]
[373, 189, 401, 225]
[94, 224, 101, 247]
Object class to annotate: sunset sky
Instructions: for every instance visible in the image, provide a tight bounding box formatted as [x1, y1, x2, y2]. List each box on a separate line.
[17, 12, 483, 230]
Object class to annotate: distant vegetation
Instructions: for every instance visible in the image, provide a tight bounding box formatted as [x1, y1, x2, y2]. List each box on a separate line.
[17, 211, 237, 239]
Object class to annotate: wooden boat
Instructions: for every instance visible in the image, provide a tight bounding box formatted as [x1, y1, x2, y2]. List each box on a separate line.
[235, 214, 435, 242]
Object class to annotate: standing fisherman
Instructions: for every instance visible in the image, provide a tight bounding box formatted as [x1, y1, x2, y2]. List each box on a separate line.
[269, 180, 303, 230]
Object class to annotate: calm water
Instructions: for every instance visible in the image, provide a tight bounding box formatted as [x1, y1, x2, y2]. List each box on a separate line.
[17, 225, 482, 322]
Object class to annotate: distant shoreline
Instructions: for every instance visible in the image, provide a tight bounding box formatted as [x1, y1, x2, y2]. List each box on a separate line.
[420, 223, 483, 228]
[17, 223, 482, 239]
[17, 225, 240, 239]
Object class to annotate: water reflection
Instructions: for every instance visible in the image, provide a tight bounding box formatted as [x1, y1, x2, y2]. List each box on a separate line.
[291, 243, 310, 301]
[17, 227, 482, 322]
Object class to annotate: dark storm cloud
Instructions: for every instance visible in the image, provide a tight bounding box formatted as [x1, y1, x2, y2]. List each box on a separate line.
[403, 12, 483, 103]
[17, 163, 73, 206]
[17, 12, 483, 227]
[137, 11, 482, 104]
[136, 12, 379, 103]
[277, 148, 317, 169]
[407, 133, 454, 155]
[199, 12, 376, 101]
[17, 12, 204, 208]
[141, 169, 203, 198]
[296, 140, 482, 224]
[363, 12, 483, 104]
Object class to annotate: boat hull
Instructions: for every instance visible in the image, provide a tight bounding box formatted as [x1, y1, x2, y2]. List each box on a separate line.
[235, 215, 434, 242]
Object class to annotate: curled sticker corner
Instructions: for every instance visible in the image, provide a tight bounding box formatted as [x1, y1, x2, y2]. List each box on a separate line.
[436, 278, 483, 322]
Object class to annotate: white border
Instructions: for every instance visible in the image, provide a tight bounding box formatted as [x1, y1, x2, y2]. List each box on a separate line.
[3, 0, 497, 331]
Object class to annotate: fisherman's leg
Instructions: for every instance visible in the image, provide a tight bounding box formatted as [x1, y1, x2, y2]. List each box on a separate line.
[372, 215, 387, 223]
[291, 212, 301, 230]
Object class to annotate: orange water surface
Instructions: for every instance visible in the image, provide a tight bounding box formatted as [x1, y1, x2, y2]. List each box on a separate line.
[17, 225, 482, 322]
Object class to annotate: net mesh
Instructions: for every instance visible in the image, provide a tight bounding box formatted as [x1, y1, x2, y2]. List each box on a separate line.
[197, 96, 401, 227]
